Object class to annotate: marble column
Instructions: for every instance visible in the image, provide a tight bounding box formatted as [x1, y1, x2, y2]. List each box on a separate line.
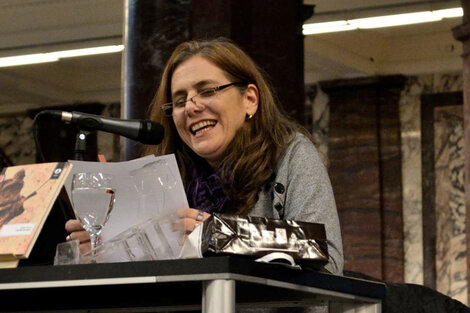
[452, 0, 470, 302]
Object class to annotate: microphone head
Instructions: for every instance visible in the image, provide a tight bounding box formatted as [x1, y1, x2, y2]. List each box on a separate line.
[138, 120, 164, 145]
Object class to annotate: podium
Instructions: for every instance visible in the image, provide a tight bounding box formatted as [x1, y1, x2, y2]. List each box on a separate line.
[0, 256, 384, 312]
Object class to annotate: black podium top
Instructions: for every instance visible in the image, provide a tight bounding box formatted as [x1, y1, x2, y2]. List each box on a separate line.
[0, 256, 385, 312]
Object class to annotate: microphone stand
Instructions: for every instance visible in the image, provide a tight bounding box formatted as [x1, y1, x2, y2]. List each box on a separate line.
[57, 129, 93, 222]
[74, 130, 91, 161]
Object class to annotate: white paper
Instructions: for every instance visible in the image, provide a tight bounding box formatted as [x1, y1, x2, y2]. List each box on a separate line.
[65, 154, 188, 258]
[0, 223, 35, 237]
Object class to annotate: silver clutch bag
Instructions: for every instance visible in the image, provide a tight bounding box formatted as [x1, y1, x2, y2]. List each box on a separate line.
[201, 213, 329, 270]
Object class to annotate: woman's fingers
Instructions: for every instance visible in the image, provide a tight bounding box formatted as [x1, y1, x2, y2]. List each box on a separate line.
[66, 230, 90, 243]
[65, 219, 91, 252]
[173, 208, 211, 236]
[65, 219, 89, 243]
[65, 219, 84, 233]
[172, 217, 203, 232]
[173, 207, 211, 233]
[176, 208, 210, 222]
[64, 219, 91, 254]
[173, 208, 211, 245]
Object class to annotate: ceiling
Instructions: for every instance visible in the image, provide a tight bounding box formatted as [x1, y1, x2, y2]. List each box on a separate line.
[0, 0, 464, 115]
[303, 0, 463, 83]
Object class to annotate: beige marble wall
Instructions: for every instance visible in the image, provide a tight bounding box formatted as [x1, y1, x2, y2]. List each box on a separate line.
[399, 79, 424, 284]
[434, 105, 467, 304]
[399, 73, 465, 302]
[308, 74, 464, 291]
[0, 115, 35, 166]
[308, 84, 330, 167]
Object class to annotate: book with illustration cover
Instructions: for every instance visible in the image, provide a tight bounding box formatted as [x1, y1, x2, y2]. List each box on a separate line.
[0, 162, 73, 267]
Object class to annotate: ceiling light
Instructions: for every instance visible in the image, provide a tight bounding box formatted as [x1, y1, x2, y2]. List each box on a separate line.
[303, 7, 463, 35]
[48, 45, 124, 59]
[433, 8, 464, 18]
[0, 44, 124, 68]
[350, 11, 441, 29]
[0, 54, 58, 68]
[303, 21, 357, 35]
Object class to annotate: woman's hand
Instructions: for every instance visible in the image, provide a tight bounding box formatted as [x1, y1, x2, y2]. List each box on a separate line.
[173, 208, 211, 244]
[65, 219, 91, 254]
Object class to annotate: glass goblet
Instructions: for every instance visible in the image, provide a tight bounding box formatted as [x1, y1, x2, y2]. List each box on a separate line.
[71, 172, 115, 260]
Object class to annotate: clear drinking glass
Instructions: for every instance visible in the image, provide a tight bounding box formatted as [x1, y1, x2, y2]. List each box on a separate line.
[71, 172, 116, 260]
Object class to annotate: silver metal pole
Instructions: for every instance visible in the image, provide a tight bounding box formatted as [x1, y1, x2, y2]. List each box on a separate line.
[202, 279, 236, 313]
[120, 0, 131, 160]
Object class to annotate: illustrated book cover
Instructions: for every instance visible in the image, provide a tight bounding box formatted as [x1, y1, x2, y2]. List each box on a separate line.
[0, 162, 73, 266]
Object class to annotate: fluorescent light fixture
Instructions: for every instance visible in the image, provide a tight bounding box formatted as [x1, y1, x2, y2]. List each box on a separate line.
[48, 45, 124, 58]
[0, 54, 58, 67]
[303, 7, 463, 35]
[433, 8, 464, 18]
[350, 11, 441, 29]
[303, 21, 357, 35]
[0, 44, 124, 68]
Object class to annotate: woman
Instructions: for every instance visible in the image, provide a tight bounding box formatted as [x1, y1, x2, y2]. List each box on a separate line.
[66, 38, 343, 275]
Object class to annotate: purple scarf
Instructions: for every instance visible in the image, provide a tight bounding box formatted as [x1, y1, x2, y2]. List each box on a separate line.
[186, 161, 228, 214]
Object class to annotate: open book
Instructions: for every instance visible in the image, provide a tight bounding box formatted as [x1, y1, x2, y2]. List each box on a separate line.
[0, 162, 73, 267]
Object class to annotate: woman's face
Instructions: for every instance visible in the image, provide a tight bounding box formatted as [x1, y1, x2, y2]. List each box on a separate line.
[170, 56, 258, 168]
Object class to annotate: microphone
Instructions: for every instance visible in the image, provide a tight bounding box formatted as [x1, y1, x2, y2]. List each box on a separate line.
[45, 110, 164, 145]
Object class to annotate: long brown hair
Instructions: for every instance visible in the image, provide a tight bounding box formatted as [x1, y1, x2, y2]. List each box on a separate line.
[145, 38, 312, 215]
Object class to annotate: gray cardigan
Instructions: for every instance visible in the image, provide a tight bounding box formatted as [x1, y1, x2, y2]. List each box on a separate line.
[248, 133, 344, 275]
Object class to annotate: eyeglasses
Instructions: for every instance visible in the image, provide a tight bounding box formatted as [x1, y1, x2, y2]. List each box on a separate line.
[161, 82, 245, 117]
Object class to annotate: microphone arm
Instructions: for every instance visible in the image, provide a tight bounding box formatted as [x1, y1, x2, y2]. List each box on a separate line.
[61, 111, 141, 142]
[45, 110, 164, 145]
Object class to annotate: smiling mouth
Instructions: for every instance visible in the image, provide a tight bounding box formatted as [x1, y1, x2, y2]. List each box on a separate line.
[190, 120, 217, 135]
